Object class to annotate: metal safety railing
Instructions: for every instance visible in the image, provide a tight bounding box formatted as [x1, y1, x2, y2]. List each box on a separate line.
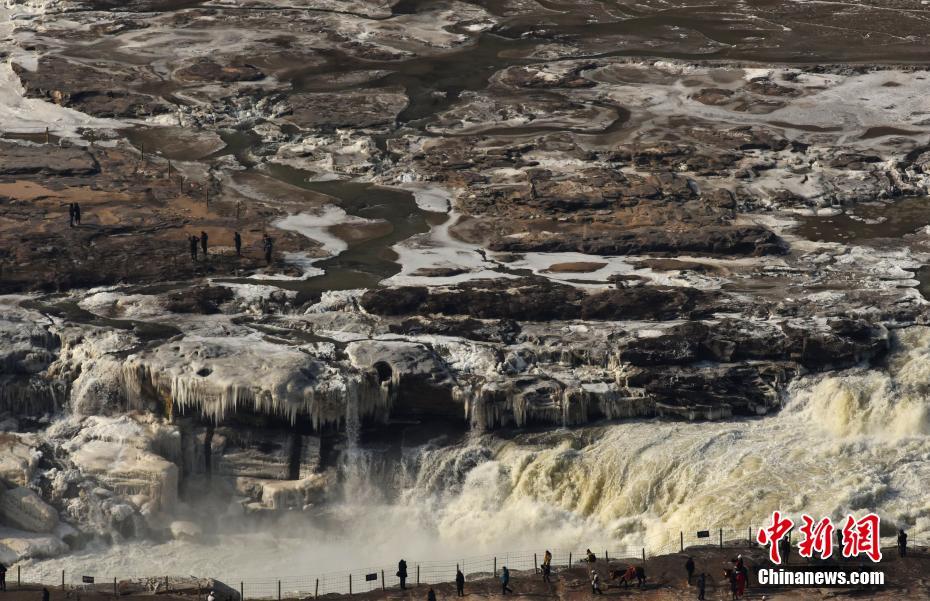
[7, 525, 919, 600]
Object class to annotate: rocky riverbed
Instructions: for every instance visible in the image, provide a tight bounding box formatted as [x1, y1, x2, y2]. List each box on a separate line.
[3, 0, 930, 577]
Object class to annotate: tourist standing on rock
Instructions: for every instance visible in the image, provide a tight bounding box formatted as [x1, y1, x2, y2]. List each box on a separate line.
[68, 203, 75, 227]
[500, 566, 512, 595]
[262, 233, 274, 265]
[696, 573, 706, 601]
[427, 587, 436, 601]
[685, 556, 695, 584]
[541, 561, 551, 584]
[899, 528, 908, 558]
[73, 202, 81, 226]
[455, 568, 465, 596]
[397, 559, 408, 590]
[586, 549, 596, 564]
[590, 570, 601, 594]
[0, 561, 6, 591]
[200, 231, 208, 256]
[543, 550, 552, 569]
[207, 590, 216, 601]
[189, 235, 199, 261]
[234, 231, 242, 257]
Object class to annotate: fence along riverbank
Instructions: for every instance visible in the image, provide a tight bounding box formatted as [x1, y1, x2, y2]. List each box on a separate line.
[8, 525, 914, 599]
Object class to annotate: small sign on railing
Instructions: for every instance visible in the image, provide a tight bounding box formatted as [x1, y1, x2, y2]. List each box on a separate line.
[82, 576, 95, 584]
[696, 530, 711, 538]
[365, 573, 377, 582]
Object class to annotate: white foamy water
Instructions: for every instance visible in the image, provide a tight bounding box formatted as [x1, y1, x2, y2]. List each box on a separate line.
[24, 329, 930, 583]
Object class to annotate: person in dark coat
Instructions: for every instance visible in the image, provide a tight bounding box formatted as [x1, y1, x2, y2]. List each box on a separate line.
[541, 562, 551, 583]
[200, 231, 208, 256]
[73, 202, 81, 225]
[696, 573, 706, 600]
[42, 588, 50, 601]
[427, 587, 436, 601]
[500, 566, 512, 595]
[397, 559, 408, 590]
[899, 529, 908, 558]
[262, 233, 273, 265]
[234, 231, 242, 257]
[779, 537, 791, 564]
[189, 235, 199, 261]
[68, 203, 75, 227]
[0, 562, 6, 591]
[685, 556, 695, 584]
[455, 569, 464, 596]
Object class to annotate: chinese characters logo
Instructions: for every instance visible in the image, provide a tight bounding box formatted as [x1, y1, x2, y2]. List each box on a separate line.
[757, 512, 882, 563]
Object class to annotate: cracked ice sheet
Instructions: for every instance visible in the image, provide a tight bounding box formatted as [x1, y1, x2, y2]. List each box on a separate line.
[0, 3, 120, 136]
[507, 252, 725, 290]
[0, 61, 121, 136]
[266, 205, 375, 279]
[397, 181, 453, 213]
[384, 211, 516, 286]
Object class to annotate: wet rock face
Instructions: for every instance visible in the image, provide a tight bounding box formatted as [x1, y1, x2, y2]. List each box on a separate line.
[282, 89, 409, 131]
[0, 486, 60, 533]
[164, 286, 234, 315]
[0, 141, 98, 176]
[362, 278, 721, 322]
[174, 60, 265, 83]
[13, 58, 174, 118]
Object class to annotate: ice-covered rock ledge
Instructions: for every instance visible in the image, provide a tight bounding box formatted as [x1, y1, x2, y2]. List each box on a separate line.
[120, 334, 394, 427]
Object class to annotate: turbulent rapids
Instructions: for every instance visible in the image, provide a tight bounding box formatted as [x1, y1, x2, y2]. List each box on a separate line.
[16, 328, 930, 581]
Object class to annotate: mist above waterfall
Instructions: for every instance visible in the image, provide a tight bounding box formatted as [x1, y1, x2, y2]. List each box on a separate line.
[22, 327, 930, 582]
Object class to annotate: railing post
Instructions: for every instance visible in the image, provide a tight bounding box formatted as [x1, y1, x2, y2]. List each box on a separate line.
[748, 526, 752, 543]
[315, 579, 319, 599]
[349, 573, 352, 595]
[165, 576, 169, 592]
[277, 580, 281, 601]
[381, 570, 385, 591]
[534, 554, 538, 573]
[416, 565, 420, 586]
[719, 528, 723, 549]
[680, 531, 684, 552]
[604, 550, 608, 563]
[641, 548, 645, 566]
[62, 570, 65, 590]
[18, 566, 21, 588]
[240, 581, 244, 601]
[114, 577, 117, 597]
[569, 552, 572, 566]
[493, 557, 497, 577]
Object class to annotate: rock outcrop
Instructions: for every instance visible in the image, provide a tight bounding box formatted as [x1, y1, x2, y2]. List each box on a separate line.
[0, 486, 60, 533]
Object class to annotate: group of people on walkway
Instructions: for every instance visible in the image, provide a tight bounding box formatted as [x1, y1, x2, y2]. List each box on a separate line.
[684, 554, 743, 601]
[685, 556, 709, 600]
[187, 231, 273, 264]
